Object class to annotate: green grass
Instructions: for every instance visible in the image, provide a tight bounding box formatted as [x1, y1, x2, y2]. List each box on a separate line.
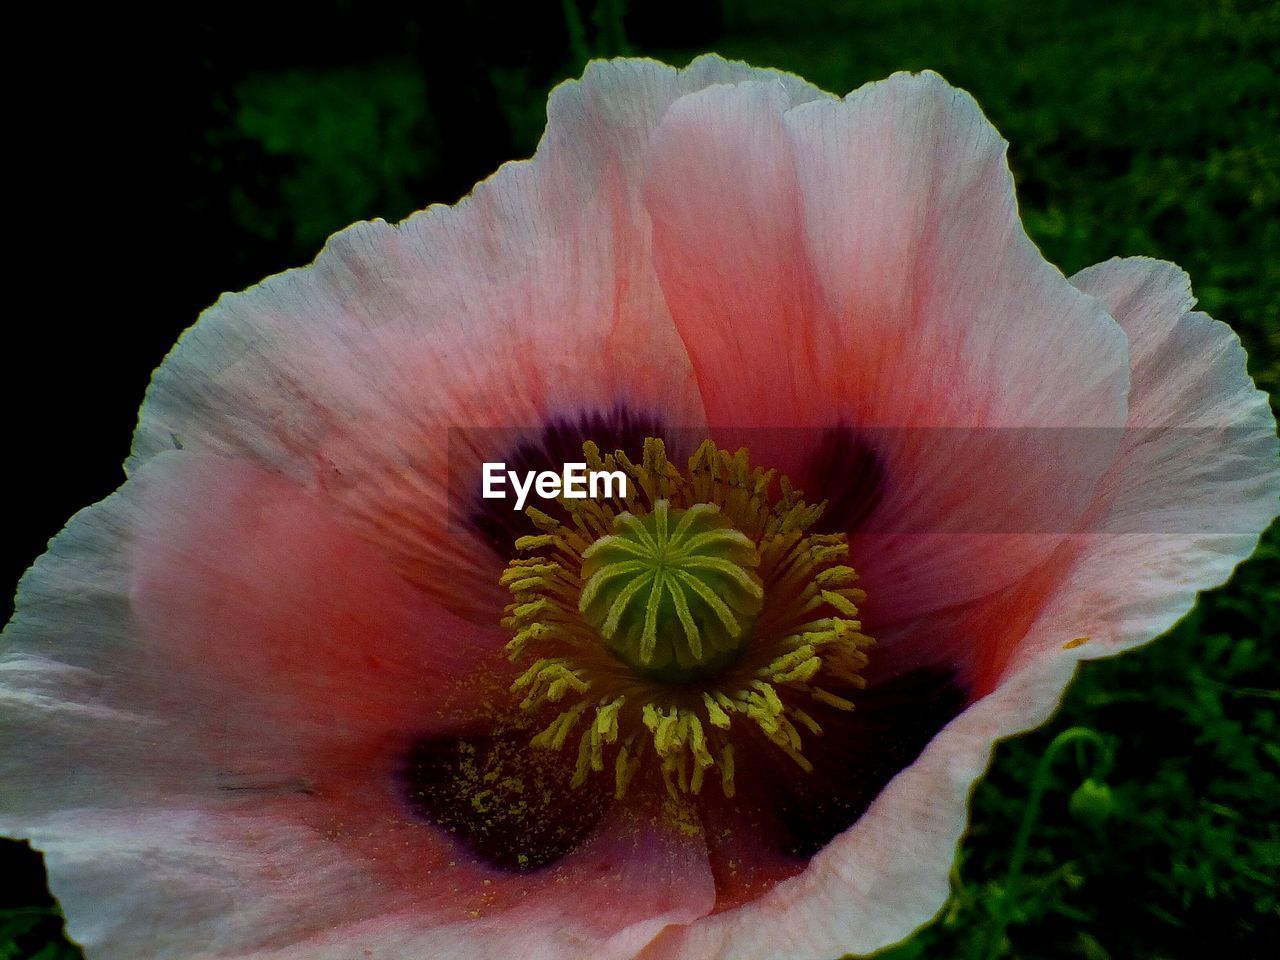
[4, 1, 1276, 957]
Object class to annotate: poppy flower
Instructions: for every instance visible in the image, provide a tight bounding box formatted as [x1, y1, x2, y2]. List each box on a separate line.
[2, 55, 1276, 960]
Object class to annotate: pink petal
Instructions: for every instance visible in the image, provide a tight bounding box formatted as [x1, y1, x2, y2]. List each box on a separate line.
[640, 71, 1131, 628]
[642, 80, 826, 436]
[129, 454, 511, 757]
[1, 453, 717, 957]
[17, 802, 714, 960]
[1020, 257, 1279, 664]
[641, 258, 1278, 960]
[642, 657, 1073, 960]
[126, 62, 737, 621]
[1, 451, 502, 836]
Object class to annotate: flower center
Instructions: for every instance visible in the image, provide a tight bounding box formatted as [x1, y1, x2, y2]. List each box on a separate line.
[580, 500, 763, 683]
[499, 438, 873, 800]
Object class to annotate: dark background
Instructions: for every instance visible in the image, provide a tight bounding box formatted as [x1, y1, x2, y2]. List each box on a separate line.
[4, 1, 1278, 957]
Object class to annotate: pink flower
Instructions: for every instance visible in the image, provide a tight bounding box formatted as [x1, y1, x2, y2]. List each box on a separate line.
[2, 56, 1276, 960]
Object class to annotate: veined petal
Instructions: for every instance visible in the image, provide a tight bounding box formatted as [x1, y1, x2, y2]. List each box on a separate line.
[1, 453, 717, 958]
[640, 657, 1073, 960]
[642, 80, 824, 423]
[125, 57, 829, 625]
[640, 70, 1131, 627]
[121, 61, 724, 620]
[788, 74, 1130, 625]
[1022, 257, 1279, 664]
[17, 799, 714, 960]
[2, 453, 505, 821]
[640, 259, 1278, 960]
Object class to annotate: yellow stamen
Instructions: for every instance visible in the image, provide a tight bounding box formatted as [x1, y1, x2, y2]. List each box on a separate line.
[499, 438, 874, 800]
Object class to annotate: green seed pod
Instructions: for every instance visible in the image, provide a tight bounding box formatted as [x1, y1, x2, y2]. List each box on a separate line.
[1068, 778, 1113, 828]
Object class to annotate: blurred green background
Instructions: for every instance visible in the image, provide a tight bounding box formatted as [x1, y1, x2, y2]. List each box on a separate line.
[4, 1, 1277, 958]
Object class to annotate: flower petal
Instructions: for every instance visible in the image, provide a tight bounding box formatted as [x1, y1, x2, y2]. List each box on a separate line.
[640, 656, 1072, 960]
[119, 67, 659, 618]
[17, 802, 715, 960]
[1, 452, 717, 957]
[640, 71, 1131, 626]
[1023, 257, 1280, 662]
[125, 57, 829, 625]
[638, 258, 1278, 960]
[641, 79, 826, 434]
[1, 452, 504, 823]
